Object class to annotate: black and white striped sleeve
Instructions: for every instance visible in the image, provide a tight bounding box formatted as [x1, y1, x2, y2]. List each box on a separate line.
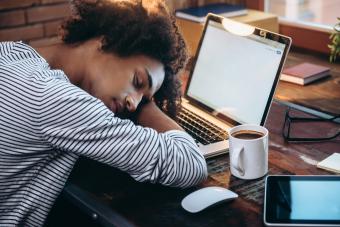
[39, 79, 208, 188]
[0, 42, 13, 60]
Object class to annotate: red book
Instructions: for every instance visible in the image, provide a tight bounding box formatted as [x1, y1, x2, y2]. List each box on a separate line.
[280, 62, 330, 85]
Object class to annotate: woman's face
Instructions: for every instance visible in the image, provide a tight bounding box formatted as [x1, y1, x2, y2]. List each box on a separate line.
[86, 52, 165, 114]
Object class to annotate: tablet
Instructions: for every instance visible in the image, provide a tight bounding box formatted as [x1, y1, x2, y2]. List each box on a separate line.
[264, 175, 340, 226]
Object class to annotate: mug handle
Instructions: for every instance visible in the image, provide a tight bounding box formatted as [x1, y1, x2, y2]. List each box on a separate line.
[231, 147, 245, 176]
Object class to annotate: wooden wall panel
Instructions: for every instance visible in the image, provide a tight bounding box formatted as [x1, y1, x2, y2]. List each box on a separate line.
[279, 24, 330, 54]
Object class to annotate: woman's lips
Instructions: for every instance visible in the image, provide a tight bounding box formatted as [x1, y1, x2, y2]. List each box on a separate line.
[110, 100, 117, 113]
[111, 99, 122, 113]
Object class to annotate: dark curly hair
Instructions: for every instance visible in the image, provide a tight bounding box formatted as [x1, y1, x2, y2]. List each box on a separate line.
[60, 0, 188, 118]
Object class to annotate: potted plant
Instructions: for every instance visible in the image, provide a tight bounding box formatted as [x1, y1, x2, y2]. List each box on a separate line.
[329, 17, 340, 62]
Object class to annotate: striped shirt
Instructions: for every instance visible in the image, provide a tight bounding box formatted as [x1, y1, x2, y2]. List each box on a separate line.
[0, 41, 207, 226]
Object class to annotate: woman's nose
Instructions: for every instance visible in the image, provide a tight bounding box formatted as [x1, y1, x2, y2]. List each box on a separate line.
[125, 92, 142, 112]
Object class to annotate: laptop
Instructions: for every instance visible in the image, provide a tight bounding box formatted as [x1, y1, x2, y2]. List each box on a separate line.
[177, 13, 291, 158]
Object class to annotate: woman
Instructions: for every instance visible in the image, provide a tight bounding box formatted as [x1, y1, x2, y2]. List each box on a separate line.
[0, 0, 207, 226]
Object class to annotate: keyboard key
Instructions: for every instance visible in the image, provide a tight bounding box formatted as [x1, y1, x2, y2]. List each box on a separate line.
[177, 107, 228, 144]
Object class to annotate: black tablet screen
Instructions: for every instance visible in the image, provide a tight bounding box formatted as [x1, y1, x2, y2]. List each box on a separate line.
[265, 176, 340, 224]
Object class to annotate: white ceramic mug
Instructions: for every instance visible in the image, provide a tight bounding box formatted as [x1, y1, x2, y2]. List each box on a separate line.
[228, 124, 268, 180]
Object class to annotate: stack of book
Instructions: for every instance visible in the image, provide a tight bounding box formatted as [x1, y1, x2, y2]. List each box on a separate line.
[175, 3, 248, 23]
[280, 62, 330, 85]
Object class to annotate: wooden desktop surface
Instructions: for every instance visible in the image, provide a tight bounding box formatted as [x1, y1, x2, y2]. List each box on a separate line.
[67, 100, 339, 227]
[65, 49, 340, 227]
[276, 48, 340, 115]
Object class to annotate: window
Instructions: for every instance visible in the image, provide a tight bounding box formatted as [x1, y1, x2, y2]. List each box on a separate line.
[265, 0, 339, 30]
[253, 0, 340, 54]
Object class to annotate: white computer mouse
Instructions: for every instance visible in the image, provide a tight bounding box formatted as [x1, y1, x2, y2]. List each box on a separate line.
[181, 186, 238, 213]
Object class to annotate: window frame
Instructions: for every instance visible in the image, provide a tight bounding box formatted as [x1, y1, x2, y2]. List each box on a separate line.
[245, 0, 332, 54]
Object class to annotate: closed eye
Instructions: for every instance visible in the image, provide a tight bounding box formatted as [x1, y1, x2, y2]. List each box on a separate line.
[133, 73, 143, 89]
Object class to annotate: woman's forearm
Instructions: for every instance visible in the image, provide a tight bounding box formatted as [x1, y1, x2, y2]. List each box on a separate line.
[136, 102, 184, 133]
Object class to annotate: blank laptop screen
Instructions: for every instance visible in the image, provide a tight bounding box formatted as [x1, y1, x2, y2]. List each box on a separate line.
[186, 20, 286, 125]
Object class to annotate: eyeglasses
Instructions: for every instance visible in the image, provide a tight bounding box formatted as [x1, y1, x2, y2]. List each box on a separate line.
[282, 107, 340, 142]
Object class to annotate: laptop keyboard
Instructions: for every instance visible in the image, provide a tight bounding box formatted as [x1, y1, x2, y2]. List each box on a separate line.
[177, 107, 228, 145]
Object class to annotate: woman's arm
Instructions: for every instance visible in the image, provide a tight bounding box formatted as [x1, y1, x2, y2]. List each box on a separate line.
[136, 102, 183, 133]
[39, 81, 207, 188]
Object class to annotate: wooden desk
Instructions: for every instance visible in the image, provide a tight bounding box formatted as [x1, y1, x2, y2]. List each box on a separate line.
[63, 46, 340, 227]
[65, 101, 339, 227]
[276, 48, 340, 115]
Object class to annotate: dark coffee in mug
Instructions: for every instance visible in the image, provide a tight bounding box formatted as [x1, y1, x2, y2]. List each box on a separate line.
[231, 130, 264, 140]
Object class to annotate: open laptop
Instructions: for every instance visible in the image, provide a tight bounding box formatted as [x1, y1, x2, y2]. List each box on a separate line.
[177, 13, 291, 158]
